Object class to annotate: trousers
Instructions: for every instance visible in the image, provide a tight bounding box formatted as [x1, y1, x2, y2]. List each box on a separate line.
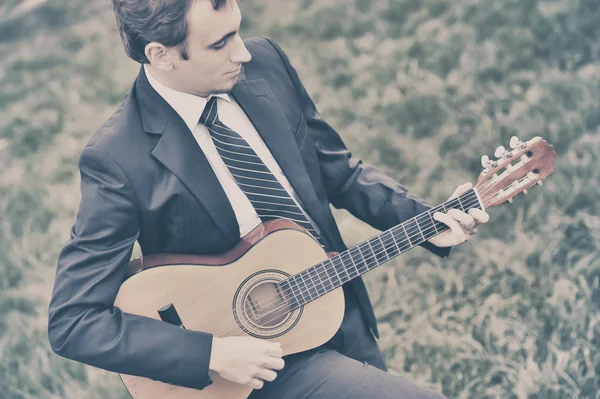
[248, 286, 447, 399]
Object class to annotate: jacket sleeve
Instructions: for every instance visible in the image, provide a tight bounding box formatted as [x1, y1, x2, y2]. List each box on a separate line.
[47, 145, 213, 390]
[265, 38, 449, 257]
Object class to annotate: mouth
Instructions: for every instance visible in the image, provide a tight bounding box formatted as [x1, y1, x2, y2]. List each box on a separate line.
[227, 67, 241, 76]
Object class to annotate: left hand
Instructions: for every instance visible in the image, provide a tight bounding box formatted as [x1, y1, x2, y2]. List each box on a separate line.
[427, 182, 490, 248]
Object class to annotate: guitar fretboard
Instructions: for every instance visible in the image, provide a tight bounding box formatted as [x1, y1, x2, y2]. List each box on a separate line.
[279, 188, 483, 309]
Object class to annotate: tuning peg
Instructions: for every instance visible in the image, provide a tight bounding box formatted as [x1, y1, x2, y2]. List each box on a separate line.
[509, 136, 520, 149]
[508, 198, 514, 204]
[510, 136, 527, 150]
[494, 145, 508, 158]
[523, 189, 528, 195]
[537, 181, 543, 186]
[481, 155, 492, 168]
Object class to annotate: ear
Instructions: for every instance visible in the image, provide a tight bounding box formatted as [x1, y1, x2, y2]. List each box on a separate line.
[145, 42, 174, 72]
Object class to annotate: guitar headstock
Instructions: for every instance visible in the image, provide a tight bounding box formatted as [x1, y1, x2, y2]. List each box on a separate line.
[475, 136, 556, 209]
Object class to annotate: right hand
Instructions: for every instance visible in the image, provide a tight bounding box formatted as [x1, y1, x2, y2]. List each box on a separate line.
[208, 336, 285, 390]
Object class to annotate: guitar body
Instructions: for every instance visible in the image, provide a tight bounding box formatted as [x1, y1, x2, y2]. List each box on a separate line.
[114, 220, 345, 399]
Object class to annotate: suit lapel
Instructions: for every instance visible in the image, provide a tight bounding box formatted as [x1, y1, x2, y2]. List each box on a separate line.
[135, 67, 240, 243]
[135, 66, 323, 242]
[231, 78, 323, 228]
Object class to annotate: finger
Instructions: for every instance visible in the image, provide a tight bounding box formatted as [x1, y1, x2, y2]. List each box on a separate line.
[265, 342, 283, 358]
[449, 182, 473, 200]
[255, 368, 278, 382]
[468, 208, 490, 224]
[447, 209, 477, 231]
[262, 356, 285, 370]
[433, 212, 466, 242]
[248, 378, 264, 390]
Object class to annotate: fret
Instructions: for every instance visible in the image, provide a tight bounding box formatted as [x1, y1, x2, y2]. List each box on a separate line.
[348, 248, 364, 274]
[300, 271, 317, 301]
[377, 235, 390, 260]
[292, 276, 307, 306]
[457, 194, 464, 211]
[403, 219, 419, 247]
[296, 272, 312, 303]
[401, 223, 412, 246]
[308, 267, 326, 296]
[428, 210, 439, 234]
[383, 230, 400, 258]
[342, 252, 359, 279]
[445, 198, 460, 211]
[389, 230, 401, 253]
[293, 274, 306, 305]
[325, 259, 341, 288]
[404, 218, 425, 246]
[394, 225, 409, 253]
[369, 237, 387, 265]
[319, 263, 334, 292]
[366, 240, 378, 267]
[332, 255, 349, 284]
[356, 244, 369, 272]
[466, 190, 479, 210]
[355, 245, 371, 271]
[473, 188, 484, 209]
[357, 242, 373, 271]
[415, 214, 428, 241]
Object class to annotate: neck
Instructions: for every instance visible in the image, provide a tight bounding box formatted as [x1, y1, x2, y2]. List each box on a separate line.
[279, 188, 484, 308]
[145, 64, 211, 97]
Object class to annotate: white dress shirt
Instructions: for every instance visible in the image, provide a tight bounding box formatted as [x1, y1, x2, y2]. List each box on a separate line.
[144, 66, 319, 239]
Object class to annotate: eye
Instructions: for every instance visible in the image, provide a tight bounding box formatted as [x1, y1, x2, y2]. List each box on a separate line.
[213, 41, 227, 50]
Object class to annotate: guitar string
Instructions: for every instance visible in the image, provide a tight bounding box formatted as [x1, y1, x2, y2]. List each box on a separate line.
[225, 193, 488, 335]
[212, 166, 532, 334]
[199, 186, 496, 336]
[199, 184, 496, 335]
[240, 189, 486, 310]
[193, 191, 476, 331]
[219, 186, 512, 338]
[223, 170, 533, 335]
[202, 172, 525, 335]
[198, 182, 499, 336]
[200, 150, 532, 332]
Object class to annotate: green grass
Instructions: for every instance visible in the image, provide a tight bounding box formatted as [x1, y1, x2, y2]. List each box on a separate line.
[1, 0, 598, 397]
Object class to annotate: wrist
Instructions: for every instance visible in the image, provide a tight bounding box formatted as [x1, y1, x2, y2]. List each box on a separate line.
[208, 336, 222, 373]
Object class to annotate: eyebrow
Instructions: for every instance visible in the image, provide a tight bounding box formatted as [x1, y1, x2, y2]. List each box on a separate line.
[208, 30, 237, 48]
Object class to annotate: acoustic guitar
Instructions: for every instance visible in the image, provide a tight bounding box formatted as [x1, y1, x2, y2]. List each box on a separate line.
[114, 136, 556, 398]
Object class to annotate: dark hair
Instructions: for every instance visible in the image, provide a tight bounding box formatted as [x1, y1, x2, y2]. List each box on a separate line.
[111, 0, 229, 64]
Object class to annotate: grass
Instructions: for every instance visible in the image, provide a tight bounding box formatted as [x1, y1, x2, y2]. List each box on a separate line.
[0, 0, 598, 397]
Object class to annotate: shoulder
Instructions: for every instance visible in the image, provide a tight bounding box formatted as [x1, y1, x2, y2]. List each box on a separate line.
[242, 37, 305, 99]
[80, 88, 149, 174]
[242, 37, 297, 79]
[243, 37, 286, 59]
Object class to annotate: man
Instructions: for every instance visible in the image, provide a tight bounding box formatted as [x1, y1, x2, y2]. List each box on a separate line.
[48, 0, 489, 397]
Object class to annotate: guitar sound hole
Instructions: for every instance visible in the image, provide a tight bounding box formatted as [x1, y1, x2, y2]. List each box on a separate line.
[245, 282, 291, 327]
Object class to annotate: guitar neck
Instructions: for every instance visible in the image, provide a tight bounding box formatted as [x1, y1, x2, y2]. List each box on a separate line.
[280, 188, 484, 308]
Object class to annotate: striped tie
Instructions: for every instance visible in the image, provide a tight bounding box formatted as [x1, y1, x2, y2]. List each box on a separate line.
[199, 97, 325, 248]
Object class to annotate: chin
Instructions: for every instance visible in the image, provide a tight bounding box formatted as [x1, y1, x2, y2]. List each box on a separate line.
[214, 79, 239, 94]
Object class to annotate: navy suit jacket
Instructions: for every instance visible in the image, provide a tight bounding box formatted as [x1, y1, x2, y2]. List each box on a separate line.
[47, 37, 449, 390]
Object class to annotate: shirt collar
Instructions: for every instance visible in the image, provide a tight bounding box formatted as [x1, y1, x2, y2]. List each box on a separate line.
[143, 65, 231, 133]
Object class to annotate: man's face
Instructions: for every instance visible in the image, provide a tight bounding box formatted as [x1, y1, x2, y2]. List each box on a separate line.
[168, 0, 251, 96]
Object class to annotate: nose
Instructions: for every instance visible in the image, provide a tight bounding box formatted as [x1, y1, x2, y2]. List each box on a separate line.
[230, 35, 252, 64]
